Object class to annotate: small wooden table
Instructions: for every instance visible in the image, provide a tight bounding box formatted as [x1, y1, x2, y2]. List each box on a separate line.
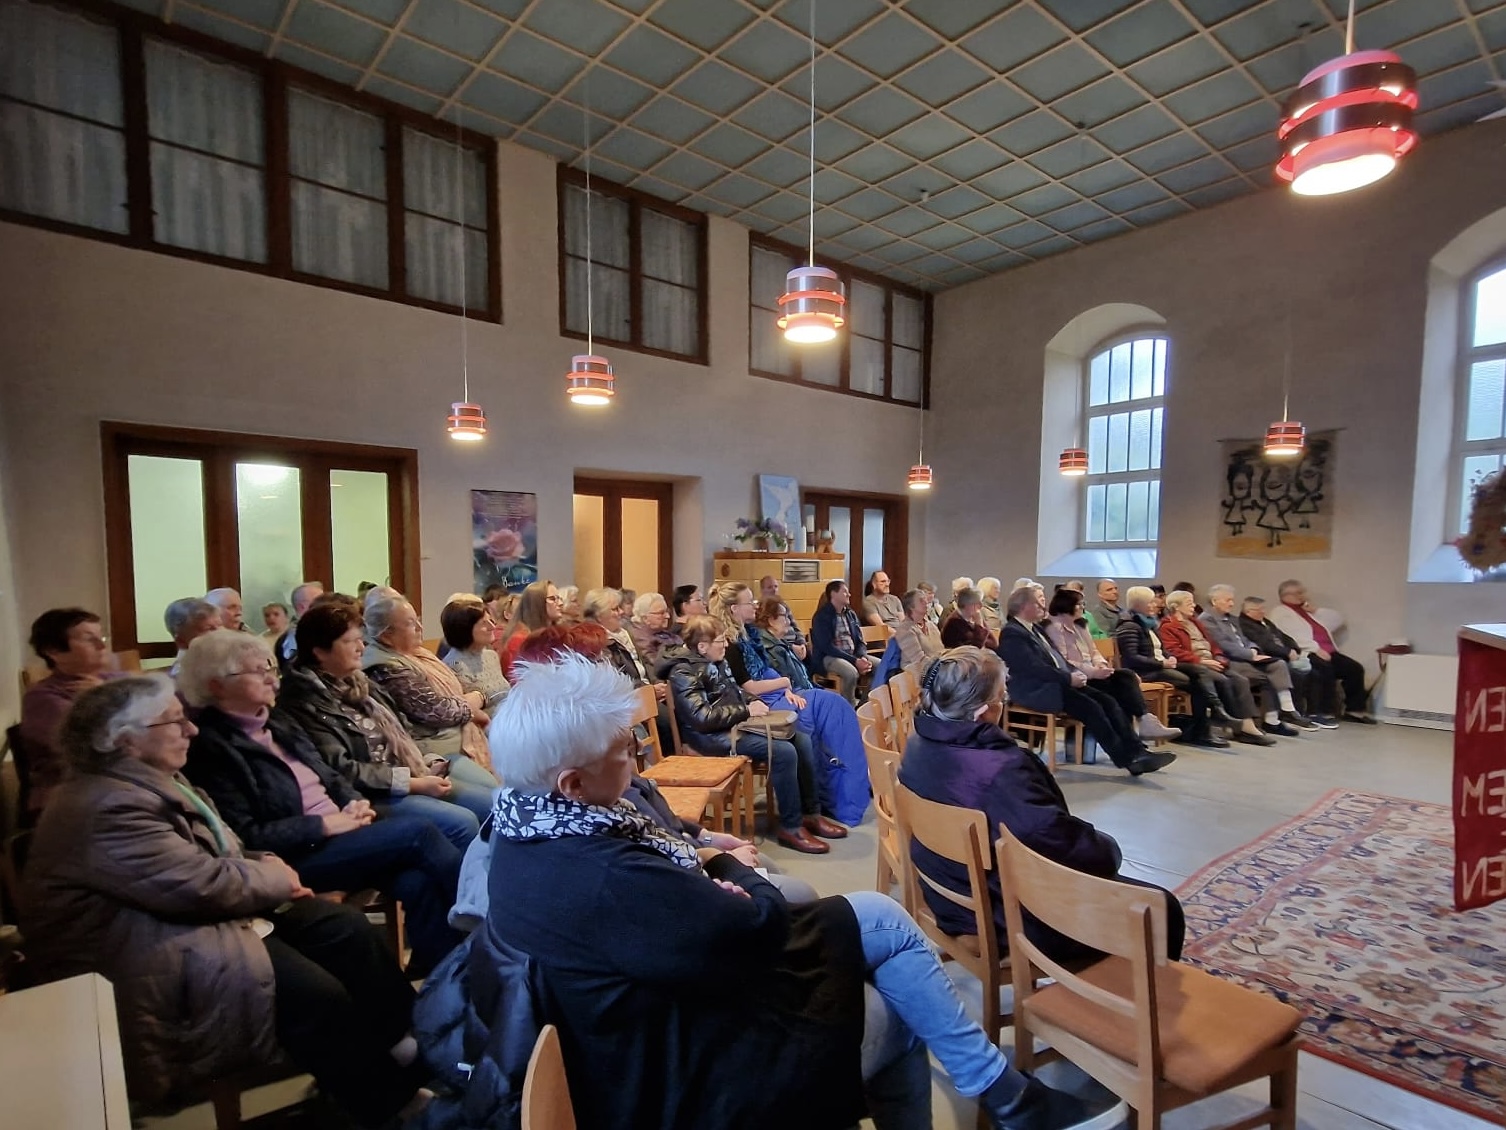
[0, 973, 130, 1128]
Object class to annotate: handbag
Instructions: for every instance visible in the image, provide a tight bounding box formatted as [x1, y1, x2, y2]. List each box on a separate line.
[734, 708, 798, 742]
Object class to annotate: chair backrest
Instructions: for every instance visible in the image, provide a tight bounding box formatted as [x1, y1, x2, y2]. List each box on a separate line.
[889, 668, 919, 745]
[522, 1024, 576, 1130]
[114, 649, 142, 673]
[855, 700, 893, 752]
[3, 726, 31, 820]
[892, 783, 997, 964]
[630, 685, 663, 767]
[861, 624, 890, 652]
[422, 637, 443, 655]
[1094, 637, 1118, 665]
[862, 686, 900, 750]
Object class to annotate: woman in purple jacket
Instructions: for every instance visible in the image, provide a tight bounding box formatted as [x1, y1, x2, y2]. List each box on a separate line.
[897, 647, 1184, 965]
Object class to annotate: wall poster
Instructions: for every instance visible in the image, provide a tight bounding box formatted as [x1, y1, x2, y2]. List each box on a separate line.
[471, 489, 538, 594]
[1217, 430, 1337, 559]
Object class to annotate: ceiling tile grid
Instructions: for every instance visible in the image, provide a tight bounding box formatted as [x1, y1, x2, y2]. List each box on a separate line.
[149, 0, 1506, 289]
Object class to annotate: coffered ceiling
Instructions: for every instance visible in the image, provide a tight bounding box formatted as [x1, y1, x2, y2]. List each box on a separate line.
[133, 0, 1506, 289]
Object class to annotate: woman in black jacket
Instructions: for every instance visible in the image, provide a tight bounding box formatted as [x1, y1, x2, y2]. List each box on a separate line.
[178, 630, 464, 976]
[660, 616, 830, 855]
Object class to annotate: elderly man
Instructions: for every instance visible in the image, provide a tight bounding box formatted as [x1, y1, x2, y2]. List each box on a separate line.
[204, 587, 248, 632]
[997, 586, 1175, 777]
[278, 580, 326, 665]
[1268, 580, 1373, 724]
[164, 597, 222, 676]
[759, 574, 807, 654]
[1086, 579, 1121, 639]
[1200, 585, 1316, 734]
[861, 571, 904, 628]
[1240, 597, 1333, 727]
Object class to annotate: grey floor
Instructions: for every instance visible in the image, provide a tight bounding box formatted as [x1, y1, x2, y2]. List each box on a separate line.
[152, 721, 1494, 1130]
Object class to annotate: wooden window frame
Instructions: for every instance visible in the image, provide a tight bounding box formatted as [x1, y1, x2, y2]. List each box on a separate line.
[556, 167, 709, 366]
[1079, 330, 1168, 550]
[801, 487, 909, 597]
[102, 422, 422, 659]
[0, 0, 502, 322]
[572, 477, 674, 596]
[748, 233, 932, 407]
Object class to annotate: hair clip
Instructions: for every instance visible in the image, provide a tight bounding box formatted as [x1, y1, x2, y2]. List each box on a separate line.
[921, 657, 944, 694]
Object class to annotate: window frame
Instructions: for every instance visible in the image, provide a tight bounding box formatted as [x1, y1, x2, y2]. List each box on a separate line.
[1079, 328, 1168, 550]
[1450, 256, 1506, 539]
[556, 165, 709, 366]
[0, 0, 501, 321]
[747, 233, 931, 407]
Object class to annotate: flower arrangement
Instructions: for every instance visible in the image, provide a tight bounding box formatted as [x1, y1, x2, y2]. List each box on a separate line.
[1455, 468, 1506, 576]
[734, 516, 791, 550]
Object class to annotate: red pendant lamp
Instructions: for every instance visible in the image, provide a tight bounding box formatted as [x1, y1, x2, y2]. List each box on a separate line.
[908, 406, 934, 491]
[1275, 0, 1417, 197]
[445, 115, 486, 442]
[1058, 447, 1089, 476]
[566, 71, 616, 407]
[1264, 314, 1306, 459]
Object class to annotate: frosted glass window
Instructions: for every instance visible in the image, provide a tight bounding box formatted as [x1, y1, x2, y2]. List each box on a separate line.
[1126, 480, 1150, 542]
[620, 497, 660, 596]
[1466, 358, 1506, 441]
[330, 470, 390, 596]
[128, 455, 207, 645]
[1080, 334, 1166, 546]
[851, 279, 887, 396]
[828, 506, 851, 570]
[1087, 416, 1107, 475]
[892, 346, 923, 403]
[289, 89, 388, 289]
[851, 335, 885, 396]
[1088, 351, 1109, 406]
[403, 127, 488, 310]
[803, 345, 841, 387]
[1107, 412, 1129, 473]
[1128, 408, 1153, 471]
[862, 508, 886, 587]
[892, 293, 924, 349]
[1473, 268, 1506, 348]
[1108, 342, 1131, 402]
[751, 244, 797, 377]
[236, 463, 303, 633]
[1085, 483, 1106, 543]
[1461, 455, 1503, 535]
[1104, 483, 1128, 542]
[572, 494, 605, 594]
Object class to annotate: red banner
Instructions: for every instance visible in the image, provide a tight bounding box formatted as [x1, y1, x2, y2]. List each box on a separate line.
[1453, 630, 1506, 911]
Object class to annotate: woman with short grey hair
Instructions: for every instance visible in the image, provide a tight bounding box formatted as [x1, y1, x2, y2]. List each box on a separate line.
[627, 590, 680, 673]
[583, 586, 650, 686]
[24, 676, 432, 1125]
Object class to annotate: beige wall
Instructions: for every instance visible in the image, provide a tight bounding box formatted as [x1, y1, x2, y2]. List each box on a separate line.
[0, 138, 924, 701]
[927, 119, 1506, 665]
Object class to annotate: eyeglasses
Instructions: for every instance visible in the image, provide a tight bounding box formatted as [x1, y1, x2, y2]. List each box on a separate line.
[546, 595, 564, 605]
[73, 634, 108, 648]
[230, 661, 280, 679]
[146, 717, 195, 733]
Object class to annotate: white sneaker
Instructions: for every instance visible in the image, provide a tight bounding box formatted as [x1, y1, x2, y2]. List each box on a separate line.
[1138, 715, 1181, 741]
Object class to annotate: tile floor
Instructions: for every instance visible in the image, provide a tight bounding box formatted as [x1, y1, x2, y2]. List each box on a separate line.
[153, 720, 1492, 1129]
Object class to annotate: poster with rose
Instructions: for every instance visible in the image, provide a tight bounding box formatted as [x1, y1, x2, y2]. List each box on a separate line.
[471, 490, 539, 594]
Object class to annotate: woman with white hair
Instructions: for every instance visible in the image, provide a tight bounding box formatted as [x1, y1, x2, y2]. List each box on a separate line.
[1159, 591, 1275, 747]
[1115, 586, 1224, 749]
[362, 593, 498, 788]
[582, 586, 651, 686]
[471, 653, 1123, 1130]
[23, 675, 432, 1124]
[976, 577, 1004, 636]
[627, 590, 681, 672]
[180, 630, 465, 977]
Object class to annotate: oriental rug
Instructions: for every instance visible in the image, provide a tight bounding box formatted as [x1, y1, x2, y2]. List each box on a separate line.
[1176, 789, 1506, 1123]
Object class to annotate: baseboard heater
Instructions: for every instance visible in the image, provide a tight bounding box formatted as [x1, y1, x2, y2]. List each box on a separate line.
[1374, 653, 1458, 731]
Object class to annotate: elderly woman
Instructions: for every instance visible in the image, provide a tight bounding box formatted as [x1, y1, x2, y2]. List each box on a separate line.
[582, 586, 652, 686]
[977, 576, 1004, 636]
[1114, 586, 1223, 749]
[557, 585, 583, 622]
[495, 579, 562, 681]
[628, 591, 681, 672]
[712, 581, 869, 827]
[940, 586, 994, 649]
[1044, 588, 1179, 742]
[362, 593, 499, 789]
[181, 630, 465, 977]
[1160, 591, 1275, 746]
[440, 599, 509, 714]
[23, 676, 431, 1125]
[453, 652, 1120, 1130]
[660, 617, 832, 855]
[274, 603, 493, 836]
[898, 648, 1185, 968]
[892, 588, 944, 669]
[19, 607, 125, 817]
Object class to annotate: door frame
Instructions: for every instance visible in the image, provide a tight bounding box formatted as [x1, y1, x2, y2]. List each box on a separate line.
[800, 487, 910, 596]
[572, 476, 674, 597]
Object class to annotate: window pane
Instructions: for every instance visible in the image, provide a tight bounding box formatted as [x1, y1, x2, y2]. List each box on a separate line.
[828, 506, 851, 564]
[1104, 481, 1128, 542]
[406, 218, 486, 308]
[1088, 349, 1109, 406]
[403, 127, 485, 228]
[289, 89, 385, 197]
[1150, 406, 1164, 470]
[620, 497, 660, 596]
[1107, 411, 1129, 473]
[1153, 338, 1167, 397]
[642, 278, 698, 356]
[802, 343, 841, 387]
[1108, 342, 1131, 402]
[291, 181, 387, 288]
[1473, 267, 1506, 348]
[1127, 408, 1152, 471]
[330, 470, 390, 596]
[1085, 483, 1106, 543]
[1461, 455, 1503, 535]
[891, 345, 922, 402]
[851, 335, 884, 395]
[564, 257, 631, 341]
[892, 292, 923, 349]
[236, 463, 303, 631]
[145, 39, 262, 163]
[128, 455, 207, 645]
[862, 508, 886, 586]
[751, 244, 795, 313]
[572, 494, 604, 593]
[752, 310, 796, 376]
[1087, 414, 1107, 474]
[563, 184, 629, 268]
[1149, 479, 1161, 540]
[150, 143, 266, 261]
[1126, 479, 1149, 541]
[1466, 358, 1506, 441]
[851, 279, 885, 342]
[1, 0, 123, 125]
[0, 104, 127, 232]
[640, 208, 696, 285]
[1130, 338, 1155, 400]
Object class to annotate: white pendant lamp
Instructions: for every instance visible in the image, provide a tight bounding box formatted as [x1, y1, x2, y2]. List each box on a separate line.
[566, 71, 615, 407]
[445, 115, 486, 441]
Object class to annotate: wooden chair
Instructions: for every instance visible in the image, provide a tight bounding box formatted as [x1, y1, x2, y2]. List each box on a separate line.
[421, 637, 442, 655]
[630, 685, 667, 770]
[1098, 640, 1179, 741]
[861, 624, 891, 655]
[892, 783, 1013, 1046]
[861, 686, 901, 753]
[889, 668, 919, 746]
[522, 1024, 576, 1130]
[642, 687, 752, 837]
[657, 786, 714, 828]
[996, 824, 1301, 1130]
[861, 735, 909, 913]
[1005, 706, 1085, 773]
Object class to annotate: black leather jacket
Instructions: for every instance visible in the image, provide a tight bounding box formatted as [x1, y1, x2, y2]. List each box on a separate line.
[1114, 610, 1166, 677]
[658, 644, 749, 755]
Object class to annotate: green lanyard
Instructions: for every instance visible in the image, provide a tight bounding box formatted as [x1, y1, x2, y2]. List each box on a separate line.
[171, 777, 232, 857]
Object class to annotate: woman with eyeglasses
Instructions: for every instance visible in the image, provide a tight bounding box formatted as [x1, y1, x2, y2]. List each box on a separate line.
[495, 579, 563, 681]
[22, 675, 435, 1125]
[627, 591, 682, 673]
[179, 630, 464, 978]
[671, 583, 707, 627]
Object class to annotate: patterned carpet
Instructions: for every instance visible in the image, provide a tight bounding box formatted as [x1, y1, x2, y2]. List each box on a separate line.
[1176, 789, 1506, 1123]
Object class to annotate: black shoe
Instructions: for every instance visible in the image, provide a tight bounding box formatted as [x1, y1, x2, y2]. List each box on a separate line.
[1209, 707, 1236, 727]
[1280, 711, 1320, 731]
[1128, 750, 1177, 776]
[1181, 729, 1230, 748]
[1343, 712, 1378, 725]
[1234, 729, 1278, 746]
[981, 1073, 1128, 1130]
[1262, 721, 1301, 737]
[1310, 714, 1340, 729]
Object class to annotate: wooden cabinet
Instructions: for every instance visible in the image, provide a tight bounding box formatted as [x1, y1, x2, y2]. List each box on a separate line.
[712, 552, 846, 631]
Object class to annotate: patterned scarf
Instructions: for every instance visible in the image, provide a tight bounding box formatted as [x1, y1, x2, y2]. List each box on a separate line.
[490, 788, 703, 873]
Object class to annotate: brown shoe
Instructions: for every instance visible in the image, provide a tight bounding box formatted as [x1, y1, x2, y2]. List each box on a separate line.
[776, 827, 830, 854]
[804, 815, 849, 839]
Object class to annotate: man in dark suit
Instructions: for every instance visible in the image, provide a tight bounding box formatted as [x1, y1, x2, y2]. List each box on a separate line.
[995, 586, 1176, 777]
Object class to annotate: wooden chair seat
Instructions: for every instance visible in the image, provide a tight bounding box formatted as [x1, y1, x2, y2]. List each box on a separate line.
[657, 786, 713, 827]
[642, 756, 750, 838]
[1006, 706, 1086, 772]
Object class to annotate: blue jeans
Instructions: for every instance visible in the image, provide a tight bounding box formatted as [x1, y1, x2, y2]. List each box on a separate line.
[845, 890, 1017, 1109]
[731, 730, 817, 833]
[374, 793, 480, 852]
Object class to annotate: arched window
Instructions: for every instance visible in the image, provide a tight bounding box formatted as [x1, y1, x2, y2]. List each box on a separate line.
[1454, 262, 1506, 535]
[1081, 334, 1167, 546]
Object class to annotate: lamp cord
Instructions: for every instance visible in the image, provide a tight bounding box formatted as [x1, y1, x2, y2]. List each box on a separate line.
[1345, 0, 1355, 56]
[806, 0, 815, 267]
[1282, 313, 1293, 423]
[584, 69, 594, 357]
[455, 113, 468, 403]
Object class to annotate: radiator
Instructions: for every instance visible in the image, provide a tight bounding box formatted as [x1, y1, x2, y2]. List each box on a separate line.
[1374, 653, 1459, 730]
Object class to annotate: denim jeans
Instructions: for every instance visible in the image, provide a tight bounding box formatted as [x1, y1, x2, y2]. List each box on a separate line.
[374, 792, 481, 852]
[732, 730, 816, 832]
[844, 890, 1016, 1105]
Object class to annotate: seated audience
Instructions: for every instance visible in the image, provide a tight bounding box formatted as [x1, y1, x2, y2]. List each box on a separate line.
[440, 599, 509, 713]
[916, 580, 943, 626]
[660, 617, 832, 855]
[899, 647, 1185, 968]
[940, 586, 995, 649]
[495, 579, 561, 680]
[949, 576, 975, 617]
[1240, 597, 1333, 727]
[205, 586, 247, 632]
[1115, 586, 1224, 749]
[617, 588, 637, 618]
[760, 574, 808, 652]
[20, 607, 126, 816]
[628, 591, 682, 672]
[276, 604, 492, 834]
[714, 581, 868, 827]
[22, 677, 432, 1124]
[1149, 583, 1167, 616]
[180, 633, 464, 976]
[363, 594, 499, 785]
[1268, 579, 1374, 724]
[557, 585, 583, 622]
[997, 586, 1175, 777]
[811, 580, 874, 704]
[473, 652, 1123, 1130]
[1200, 584, 1315, 733]
[977, 577, 1004, 636]
[1159, 592, 1276, 746]
[261, 602, 289, 641]
[1059, 579, 1085, 594]
[277, 580, 325, 665]
[1043, 589, 1179, 741]
[893, 588, 944, 669]
[752, 599, 820, 689]
[671, 582, 707, 627]
[861, 570, 904, 628]
[1170, 582, 1203, 617]
[165, 596, 222, 675]
[583, 587, 652, 687]
[1086, 578, 1121, 640]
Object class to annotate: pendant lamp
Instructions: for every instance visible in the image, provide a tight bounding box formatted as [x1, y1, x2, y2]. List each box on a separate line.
[1264, 315, 1306, 459]
[1275, 0, 1417, 197]
[908, 407, 933, 492]
[445, 115, 486, 441]
[566, 71, 615, 406]
[776, 0, 845, 345]
[1058, 448, 1089, 476]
